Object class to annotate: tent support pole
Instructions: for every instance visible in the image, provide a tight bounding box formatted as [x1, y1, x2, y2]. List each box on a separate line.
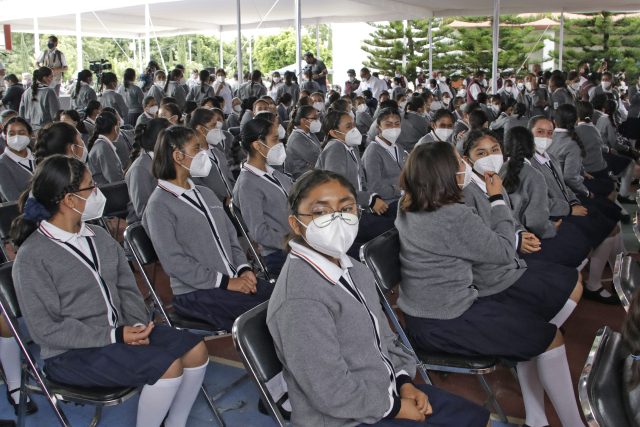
[428, 18, 433, 77]
[144, 3, 151, 65]
[559, 11, 565, 71]
[295, 0, 302, 79]
[491, 0, 500, 93]
[33, 17, 39, 61]
[76, 13, 83, 72]
[236, 0, 243, 84]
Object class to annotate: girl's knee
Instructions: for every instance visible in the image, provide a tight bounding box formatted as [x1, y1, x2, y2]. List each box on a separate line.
[182, 341, 209, 368]
[547, 329, 564, 351]
[162, 358, 184, 379]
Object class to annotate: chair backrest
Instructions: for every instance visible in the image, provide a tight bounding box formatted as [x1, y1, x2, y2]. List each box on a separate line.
[228, 200, 272, 282]
[124, 223, 158, 266]
[0, 262, 20, 318]
[0, 202, 19, 242]
[579, 326, 633, 427]
[614, 254, 639, 313]
[232, 302, 287, 426]
[359, 228, 401, 294]
[99, 181, 130, 218]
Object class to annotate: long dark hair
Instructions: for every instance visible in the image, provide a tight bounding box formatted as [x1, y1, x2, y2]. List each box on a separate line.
[288, 104, 316, 136]
[622, 288, 640, 388]
[10, 155, 86, 247]
[165, 68, 183, 94]
[73, 70, 92, 99]
[34, 122, 78, 164]
[152, 125, 197, 180]
[199, 70, 210, 94]
[88, 111, 118, 152]
[60, 109, 88, 135]
[322, 110, 350, 145]
[503, 126, 535, 194]
[99, 72, 118, 93]
[555, 104, 586, 158]
[462, 128, 500, 157]
[123, 68, 136, 90]
[32, 67, 52, 101]
[241, 117, 276, 155]
[130, 118, 170, 162]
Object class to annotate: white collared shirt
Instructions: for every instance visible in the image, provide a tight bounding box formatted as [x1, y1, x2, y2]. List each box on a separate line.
[4, 148, 35, 174]
[554, 128, 569, 133]
[289, 240, 353, 285]
[39, 220, 95, 258]
[374, 136, 400, 163]
[534, 152, 551, 165]
[157, 178, 196, 196]
[242, 162, 275, 178]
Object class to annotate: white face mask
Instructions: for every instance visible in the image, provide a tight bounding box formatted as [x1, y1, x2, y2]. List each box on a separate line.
[356, 104, 367, 113]
[348, 111, 355, 120]
[233, 104, 242, 113]
[72, 188, 107, 221]
[309, 119, 322, 133]
[457, 160, 473, 189]
[262, 142, 287, 166]
[601, 81, 611, 90]
[73, 143, 88, 163]
[534, 137, 552, 155]
[398, 101, 407, 110]
[525, 82, 533, 91]
[183, 150, 212, 178]
[297, 213, 359, 258]
[313, 102, 325, 112]
[504, 86, 513, 94]
[380, 127, 401, 144]
[273, 77, 281, 84]
[472, 154, 504, 175]
[434, 128, 454, 141]
[517, 83, 525, 91]
[217, 76, 225, 83]
[278, 124, 286, 140]
[148, 105, 159, 115]
[490, 104, 501, 114]
[155, 81, 165, 88]
[439, 76, 447, 82]
[206, 128, 224, 146]
[7, 135, 31, 151]
[480, 79, 488, 87]
[570, 82, 581, 91]
[339, 128, 362, 147]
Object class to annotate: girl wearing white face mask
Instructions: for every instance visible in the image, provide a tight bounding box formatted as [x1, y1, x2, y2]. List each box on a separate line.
[12, 155, 209, 427]
[87, 111, 125, 185]
[143, 126, 272, 332]
[267, 168, 490, 427]
[233, 117, 293, 276]
[354, 96, 374, 141]
[316, 110, 395, 256]
[285, 105, 322, 179]
[189, 108, 236, 203]
[101, 106, 135, 169]
[0, 117, 35, 202]
[362, 108, 407, 205]
[416, 109, 455, 146]
[147, 70, 167, 107]
[32, 121, 88, 166]
[19, 67, 60, 132]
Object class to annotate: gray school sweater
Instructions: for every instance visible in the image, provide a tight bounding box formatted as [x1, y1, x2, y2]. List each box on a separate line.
[502, 161, 557, 239]
[232, 166, 293, 256]
[18, 85, 60, 131]
[462, 181, 527, 297]
[595, 115, 626, 152]
[88, 137, 125, 185]
[397, 112, 429, 152]
[284, 129, 322, 180]
[143, 184, 248, 295]
[192, 145, 235, 202]
[186, 84, 215, 105]
[124, 152, 156, 223]
[361, 140, 407, 203]
[71, 83, 97, 112]
[0, 153, 32, 202]
[355, 111, 374, 137]
[13, 225, 148, 359]
[550, 88, 575, 118]
[267, 246, 416, 427]
[99, 90, 129, 120]
[396, 201, 518, 319]
[576, 122, 608, 172]
[315, 139, 374, 207]
[548, 131, 589, 197]
[165, 82, 186, 110]
[117, 84, 144, 114]
[530, 154, 578, 217]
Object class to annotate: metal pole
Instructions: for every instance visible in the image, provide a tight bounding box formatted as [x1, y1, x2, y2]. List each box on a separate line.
[559, 11, 565, 71]
[33, 17, 40, 63]
[144, 3, 151, 64]
[316, 23, 320, 59]
[491, 0, 500, 94]
[248, 35, 253, 73]
[236, 0, 243, 84]
[295, 0, 302, 78]
[219, 28, 224, 69]
[402, 20, 407, 72]
[75, 13, 83, 72]
[188, 39, 192, 63]
[428, 18, 433, 77]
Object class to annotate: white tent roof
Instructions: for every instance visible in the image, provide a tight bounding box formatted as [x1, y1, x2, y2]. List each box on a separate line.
[2, 0, 640, 38]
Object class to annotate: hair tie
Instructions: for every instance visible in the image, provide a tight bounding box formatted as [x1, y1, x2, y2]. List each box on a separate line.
[631, 354, 640, 361]
[23, 197, 51, 223]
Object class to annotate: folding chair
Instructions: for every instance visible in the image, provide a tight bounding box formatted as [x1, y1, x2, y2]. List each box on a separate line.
[97, 181, 130, 238]
[634, 212, 640, 245]
[0, 262, 137, 427]
[612, 253, 639, 313]
[0, 202, 19, 263]
[232, 302, 288, 427]
[227, 199, 274, 284]
[578, 326, 633, 427]
[360, 228, 507, 422]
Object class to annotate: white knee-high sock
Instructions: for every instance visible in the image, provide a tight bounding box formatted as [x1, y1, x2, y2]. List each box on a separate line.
[165, 361, 208, 427]
[0, 337, 25, 404]
[136, 376, 183, 427]
[516, 359, 549, 427]
[536, 345, 586, 427]
[587, 236, 615, 296]
[619, 163, 634, 197]
[607, 230, 625, 269]
[550, 299, 577, 327]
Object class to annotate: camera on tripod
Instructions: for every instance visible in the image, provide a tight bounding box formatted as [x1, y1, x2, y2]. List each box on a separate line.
[89, 59, 112, 74]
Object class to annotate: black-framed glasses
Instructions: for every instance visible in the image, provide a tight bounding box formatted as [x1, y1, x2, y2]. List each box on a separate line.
[297, 204, 362, 228]
[72, 185, 97, 194]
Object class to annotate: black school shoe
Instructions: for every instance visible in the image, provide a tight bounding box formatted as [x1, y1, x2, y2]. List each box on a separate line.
[583, 287, 620, 305]
[0, 421, 15, 427]
[6, 389, 38, 415]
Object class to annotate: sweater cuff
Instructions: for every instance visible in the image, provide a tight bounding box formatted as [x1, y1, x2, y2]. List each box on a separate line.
[237, 265, 252, 276]
[384, 394, 402, 420]
[114, 326, 125, 344]
[395, 373, 413, 391]
[217, 274, 230, 290]
[369, 194, 381, 209]
[489, 194, 505, 207]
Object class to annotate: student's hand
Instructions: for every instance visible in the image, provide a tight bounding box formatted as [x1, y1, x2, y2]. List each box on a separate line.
[484, 172, 503, 197]
[571, 205, 588, 216]
[124, 321, 154, 345]
[611, 148, 619, 155]
[399, 384, 432, 416]
[554, 219, 563, 230]
[228, 277, 257, 294]
[456, 131, 466, 141]
[520, 232, 541, 254]
[240, 270, 258, 286]
[372, 198, 389, 215]
[584, 172, 594, 180]
[396, 398, 426, 422]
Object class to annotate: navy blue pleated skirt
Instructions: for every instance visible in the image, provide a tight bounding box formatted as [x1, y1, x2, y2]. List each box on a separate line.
[172, 278, 273, 331]
[358, 384, 489, 427]
[579, 194, 623, 223]
[44, 325, 203, 388]
[521, 221, 591, 268]
[563, 207, 616, 249]
[603, 151, 632, 176]
[584, 173, 615, 197]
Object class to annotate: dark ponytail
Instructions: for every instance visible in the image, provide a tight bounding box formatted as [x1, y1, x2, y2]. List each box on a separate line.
[73, 70, 92, 99]
[11, 155, 86, 247]
[288, 104, 315, 136]
[576, 101, 593, 123]
[34, 122, 78, 164]
[130, 118, 170, 162]
[199, 70, 210, 94]
[503, 126, 535, 193]
[32, 67, 52, 101]
[123, 68, 136, 90]
[555, 104, 586, 158]
[100, 72, 117, 94]
[322, 110, 350, 145]
[241, 117, 276, 154]
[88, 111, 118, 152]
[165, 69, 183, 94]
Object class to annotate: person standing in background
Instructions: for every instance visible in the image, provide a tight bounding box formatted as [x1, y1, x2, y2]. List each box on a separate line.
[36, 36, 67, 96]
[213, 69, 233, 116]
[303, 52, 328, 94]
[344, 69, 360, 96]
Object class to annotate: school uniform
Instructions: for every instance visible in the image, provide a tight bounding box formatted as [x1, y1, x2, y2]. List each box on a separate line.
[355, 110, 374, 140]
[299, 81, 320, 94]
[489, 112, 509, 130]
[88, 135, 125, 185]
[415, 130, 454, 146]
[595, 114, 633, 176]
[192, 142, 235, 203]
[117, 84, 145, 126]
[143, 180, 272, 331]
[396, 112, 429, 152]
[226, 111, 241, 129]
[114, 130, 134, 170]
[576, 122, 616, 196]
[233, 164, 293, 276]
[0, 148, 35, 202]
[524, 88, 549, 118]
[13, 221, 201, 388]
[71, 82, 97, 113]
[165, 82, 187, 110]
[550, 88, 575, 119]
[135, 111, 154, 128]
[502, 115, 529, 137]
[237, 82, 267, 100]
[1, 83, 24, 112]
[83, 117, 96, 137]
[276, 104, 288, 125]
[125, 151, 156, 223]
[275, 83, 300, 104]
[99, 89, 129, 120]
[18, 84, 60, 131]
[267, 240, 490, 427]
[284, 128, 322, 179]
[186, 84, 215, 105]
[362, 137, 407, 203]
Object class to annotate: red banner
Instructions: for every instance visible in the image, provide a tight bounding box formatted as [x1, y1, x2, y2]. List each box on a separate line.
[3, 25, 11, 51]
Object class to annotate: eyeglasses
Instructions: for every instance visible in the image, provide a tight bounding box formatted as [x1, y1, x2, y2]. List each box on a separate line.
[297, 204, 362, 228]
[71, 184, 97, 195]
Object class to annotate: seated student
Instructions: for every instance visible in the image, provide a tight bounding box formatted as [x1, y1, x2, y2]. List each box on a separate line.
[126, 118, 170, 223]
[503, 102, 530, 137]
[87, 111, 125, 185]
[101, 106, 134, 169]
[0, 117, 35, 202]
[34, 121, 88, 164]
[158, 102, 182, 126]
[366, 100, 399, 146]
[622, 289, 640, 426]
[136, 96, 159, 128]
[58, 109, 91, 145]
[226, 97, 242, 129]
[416, 109, 455, 146]
[241, 98, 270, 128]
[233, 118, 293, 276]
[200, 96, 221, 110]
[396, 142, 586, 427]
[0, 110, 18, 153]
[98, 72, 129, 121]
[147, 70, 167, 107]
[355, 95, 374, 137]
[267, 169, 490, 427]
[118, 68, 145, 126]
[397, 96, 429, 152]
[284, 105, 322, 180]
[489, 98, 516, 136]
[11, 155, 208, 427]
[143, 126, 272, 330]
[189, 108, 236, 203]
[362, 108, 407, 205]
[316, 110, 395, 253]
[186, 70, 215, 106]
[452, 102, 480, 142]
[276, 93, 292, 125]
[501, 126, 592, 268]
[83, 99, 102, 137]
[163, 69, 187, 110]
